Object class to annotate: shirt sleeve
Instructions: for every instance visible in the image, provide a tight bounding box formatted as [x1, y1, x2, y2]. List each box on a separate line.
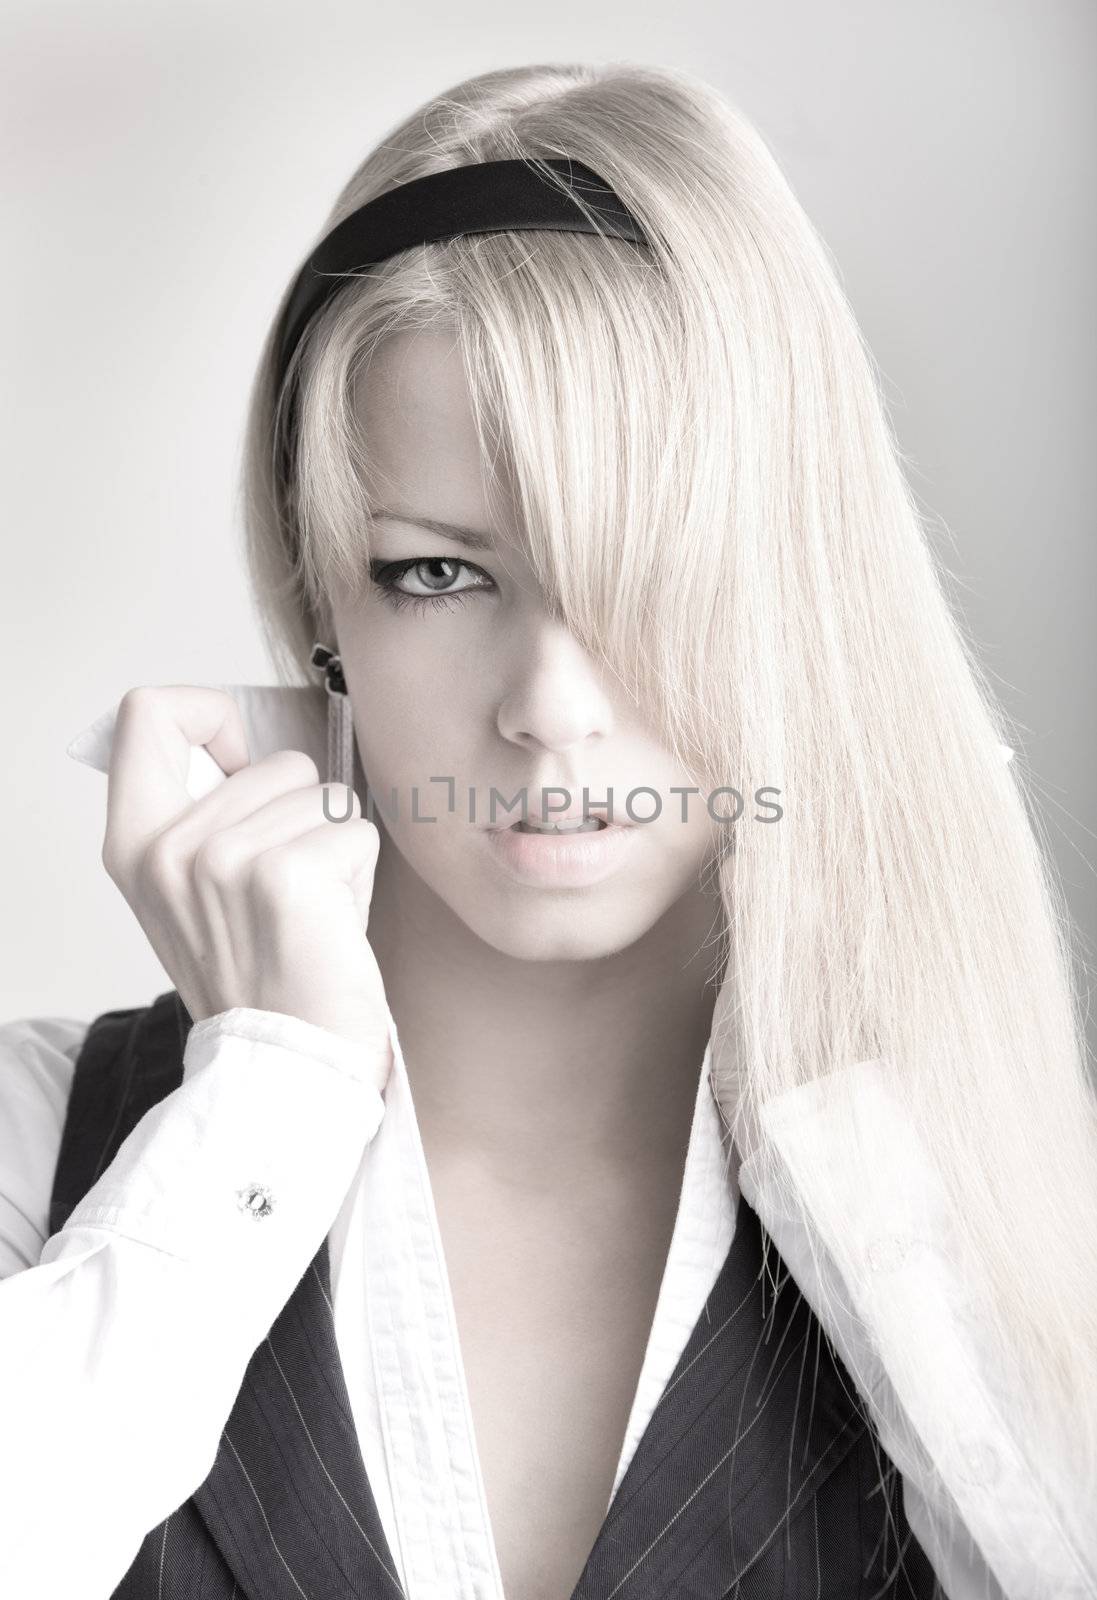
[0, 1006, 390, 1600]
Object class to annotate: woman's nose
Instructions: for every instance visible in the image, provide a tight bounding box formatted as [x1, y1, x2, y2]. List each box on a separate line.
[495, 614, 615, 754]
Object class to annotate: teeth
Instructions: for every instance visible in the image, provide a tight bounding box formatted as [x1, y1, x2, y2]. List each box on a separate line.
[515, 818, 606, 834]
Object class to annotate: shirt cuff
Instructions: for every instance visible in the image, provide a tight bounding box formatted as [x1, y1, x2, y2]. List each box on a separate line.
[181, 1005, 392, 1089]
[43, 1010, 388, 1291]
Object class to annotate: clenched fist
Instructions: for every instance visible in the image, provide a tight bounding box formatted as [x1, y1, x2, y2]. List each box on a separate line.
[100, 685, 392, 1090]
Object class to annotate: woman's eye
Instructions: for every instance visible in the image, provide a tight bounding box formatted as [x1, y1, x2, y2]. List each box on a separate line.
[368, 556, 494, 614]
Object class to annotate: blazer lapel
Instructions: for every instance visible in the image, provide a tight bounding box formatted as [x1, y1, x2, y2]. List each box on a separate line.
[191, 1236, 406, 1600]
[572, 1194, 869, 1599]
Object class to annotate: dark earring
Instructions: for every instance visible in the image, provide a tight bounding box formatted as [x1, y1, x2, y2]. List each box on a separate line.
[310, 642, 355, 789]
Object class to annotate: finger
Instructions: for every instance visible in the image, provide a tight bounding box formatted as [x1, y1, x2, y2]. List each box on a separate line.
[105, 687, 251, 865]
[191, 783, 362, 879]
[152, 748, 333, 852]
[253, 818, 382, 921]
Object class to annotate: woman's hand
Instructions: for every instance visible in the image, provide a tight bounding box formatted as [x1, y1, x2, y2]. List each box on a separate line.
[100, 685, 392, 1089]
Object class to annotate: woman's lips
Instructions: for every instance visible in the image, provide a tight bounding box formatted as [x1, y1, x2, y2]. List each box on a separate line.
[481, 817, 642, 887]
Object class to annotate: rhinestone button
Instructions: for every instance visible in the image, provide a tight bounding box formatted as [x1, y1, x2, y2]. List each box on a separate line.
[236, 1182, 274, 1220]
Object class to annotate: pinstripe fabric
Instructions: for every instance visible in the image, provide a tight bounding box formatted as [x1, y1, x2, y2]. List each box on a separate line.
[49, 993, 942, 1600]
[570, 1193, 941, 1600]
[46, 992, 190, 1239]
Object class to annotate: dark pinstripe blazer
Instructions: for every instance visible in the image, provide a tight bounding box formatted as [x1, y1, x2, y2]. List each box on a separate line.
[48, 991, 944, 1600]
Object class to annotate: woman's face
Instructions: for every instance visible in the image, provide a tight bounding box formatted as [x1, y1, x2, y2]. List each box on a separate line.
[330, 328, 722, 962]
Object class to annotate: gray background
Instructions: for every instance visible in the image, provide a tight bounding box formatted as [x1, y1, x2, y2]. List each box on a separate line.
[2, 0, 1093, 1036]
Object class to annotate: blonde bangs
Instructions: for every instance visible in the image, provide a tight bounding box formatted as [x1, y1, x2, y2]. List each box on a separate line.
[455, 223, 731, 790]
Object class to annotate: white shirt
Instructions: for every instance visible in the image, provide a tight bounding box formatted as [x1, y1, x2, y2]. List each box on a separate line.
[0, 686, 1090, 1600]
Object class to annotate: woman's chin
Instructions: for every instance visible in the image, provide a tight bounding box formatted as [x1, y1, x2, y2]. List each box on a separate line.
[377, 829, 682, 962]
[448, 889, 663, 964]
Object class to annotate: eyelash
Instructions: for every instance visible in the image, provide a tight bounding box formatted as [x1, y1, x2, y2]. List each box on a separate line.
[368, 557, 495, 614]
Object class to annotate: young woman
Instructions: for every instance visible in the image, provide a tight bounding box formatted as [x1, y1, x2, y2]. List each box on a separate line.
[2, 61, 1095, 1600]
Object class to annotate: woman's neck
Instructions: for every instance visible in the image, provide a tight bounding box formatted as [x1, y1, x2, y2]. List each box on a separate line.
[366, 840, 726, 1190]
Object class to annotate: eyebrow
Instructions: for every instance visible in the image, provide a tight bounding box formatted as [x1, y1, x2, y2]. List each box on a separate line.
[367, 506, 496, 552]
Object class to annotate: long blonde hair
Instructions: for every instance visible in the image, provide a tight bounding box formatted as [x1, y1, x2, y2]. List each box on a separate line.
[241, 61, 1097, 1562]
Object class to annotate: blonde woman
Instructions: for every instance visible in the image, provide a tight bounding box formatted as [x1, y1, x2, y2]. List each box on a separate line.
[1, 62, 1094, 1600]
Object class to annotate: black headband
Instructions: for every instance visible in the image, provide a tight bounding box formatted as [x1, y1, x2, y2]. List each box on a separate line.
[274, 157, 648, 390]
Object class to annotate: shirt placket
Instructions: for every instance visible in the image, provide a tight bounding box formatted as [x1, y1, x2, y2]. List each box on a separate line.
[361, 1032, 507, 1600]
